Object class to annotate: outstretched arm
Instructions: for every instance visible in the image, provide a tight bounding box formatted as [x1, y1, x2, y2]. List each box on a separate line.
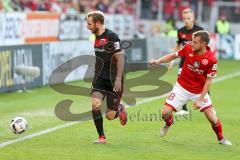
[149, 52, 178, 66]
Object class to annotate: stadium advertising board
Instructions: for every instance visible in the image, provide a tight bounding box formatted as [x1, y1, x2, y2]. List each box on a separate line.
[209, 33, 218, 58]
[122, 15, 134, 40]
[125, 39, 147, 63]
[59, 14, 81, 40]
[80, 14, 134, 40]
[42, 40, 94, 85]
[24, 12, 59, 44]
[106, 14, 134, 40]
[217, 35, 235, 59]
[0, 13, 5, 46]
[234, 34, 240, 60]
[0, 45, 43, 92]
[1, 13, 25, 45]
[80, 14, 92, 39]
[147, 37, 176, 59]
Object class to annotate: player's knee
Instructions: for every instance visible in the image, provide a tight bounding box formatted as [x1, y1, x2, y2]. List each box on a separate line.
[106, 112, 115, 120]
[162, 112, 168, 120]
[162, 109, 172, 120]
[210, 116, 218, 126]
[92, 101, 101, 110]
[204, 107, 218, 125]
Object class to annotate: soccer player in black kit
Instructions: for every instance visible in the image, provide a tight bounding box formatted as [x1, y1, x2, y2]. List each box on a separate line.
[168, 8, 203, 116]
[86, 11, 127, 144]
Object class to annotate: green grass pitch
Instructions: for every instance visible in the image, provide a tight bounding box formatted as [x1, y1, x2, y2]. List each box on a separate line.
[0, 60, 240, 160]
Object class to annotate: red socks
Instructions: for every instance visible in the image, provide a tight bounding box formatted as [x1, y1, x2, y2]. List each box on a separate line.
[164, 113, 173, 126]
[212, 120, 223, 140]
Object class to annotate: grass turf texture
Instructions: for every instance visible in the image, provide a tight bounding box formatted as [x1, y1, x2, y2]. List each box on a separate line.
[0, 60, 239, 160]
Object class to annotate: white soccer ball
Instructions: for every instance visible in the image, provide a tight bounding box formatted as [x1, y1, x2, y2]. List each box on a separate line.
[10, 117, 28, 134]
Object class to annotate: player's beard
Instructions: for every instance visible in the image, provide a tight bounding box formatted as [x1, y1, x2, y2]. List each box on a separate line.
[91, 26, 99, 35]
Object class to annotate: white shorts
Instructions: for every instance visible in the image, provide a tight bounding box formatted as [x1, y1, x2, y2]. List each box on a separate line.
[165, 83, 213, 112]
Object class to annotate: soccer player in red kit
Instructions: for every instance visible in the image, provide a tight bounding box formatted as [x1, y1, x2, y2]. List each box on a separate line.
[149, 30, 232, 145]
[168, 8, 203, 116]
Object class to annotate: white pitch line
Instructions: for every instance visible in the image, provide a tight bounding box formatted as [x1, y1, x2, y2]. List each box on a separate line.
[1, 71, 240, 148]
[0, 122, 78, 148]
[213, 71, 240, 83]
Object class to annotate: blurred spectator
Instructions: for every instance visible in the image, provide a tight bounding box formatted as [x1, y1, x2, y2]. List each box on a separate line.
[178, 0, 190, 20]
[0, 0, 3, 11]
[96, 0, 110, 13]
[141, 0, 160, 19]
[151, 0, 159, 19]
[235, 0, 240, 22]
[25, 0, 38, 11]
[150, 23, 161, 37]
[202, 0, 215, 22]
[215, 14, 231, 34]
[37, 0, 51, 11]
[65, 0, 79, 14]
[134, 24, 146, 39]
[50, 0, 62, 13]
[163, 0, 175, 20]
[2, 0, 13, 11]
[161, 17, 177, 37]
[0, 0, 135, 14]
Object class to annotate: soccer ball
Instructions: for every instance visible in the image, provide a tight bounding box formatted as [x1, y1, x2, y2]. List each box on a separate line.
[10, 117, 28, 134]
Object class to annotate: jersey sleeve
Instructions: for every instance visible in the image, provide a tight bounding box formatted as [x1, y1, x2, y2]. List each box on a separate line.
[176, 30, 183, 45]
[207, 59, 218, 78]
[176, 44, 189, 57]
[108, 32, 122, 54]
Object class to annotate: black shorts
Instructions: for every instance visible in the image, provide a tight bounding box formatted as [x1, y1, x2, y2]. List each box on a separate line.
[91, 76, 123, 111]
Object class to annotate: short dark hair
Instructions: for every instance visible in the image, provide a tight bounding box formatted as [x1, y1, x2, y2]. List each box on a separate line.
[193, 30, 210, 44]
[86, 11, 104, 24]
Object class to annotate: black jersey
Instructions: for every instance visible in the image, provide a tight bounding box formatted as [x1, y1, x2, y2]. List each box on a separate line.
[177, 24, 203, 68]
[94, 28, 122, 80]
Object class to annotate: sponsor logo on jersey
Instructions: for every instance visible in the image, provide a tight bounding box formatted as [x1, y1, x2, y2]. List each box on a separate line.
[95, 37, 108, 47]
[94, 48, 106, 52]
[187, 64, 204, 74]
[100, 39, 106, 45]
[202, 59, 208, 65]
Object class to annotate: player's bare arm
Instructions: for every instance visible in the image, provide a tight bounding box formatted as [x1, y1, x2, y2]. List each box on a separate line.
[194, 76, 214, 109]
[113, 51, 124, 92]
[149, 52, 178, 66]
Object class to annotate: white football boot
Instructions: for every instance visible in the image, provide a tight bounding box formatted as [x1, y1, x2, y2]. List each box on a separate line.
[219, 138, 232, 145]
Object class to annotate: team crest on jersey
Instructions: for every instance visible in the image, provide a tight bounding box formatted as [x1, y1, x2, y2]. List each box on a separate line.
[100, 39, 106, 45]
[189, 54, 193, 57]
[193, 61, 200, 68]
[202, 59, 208, 65]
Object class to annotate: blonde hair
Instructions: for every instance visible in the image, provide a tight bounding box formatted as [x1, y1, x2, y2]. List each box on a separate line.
[86, 11, 105, 24]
